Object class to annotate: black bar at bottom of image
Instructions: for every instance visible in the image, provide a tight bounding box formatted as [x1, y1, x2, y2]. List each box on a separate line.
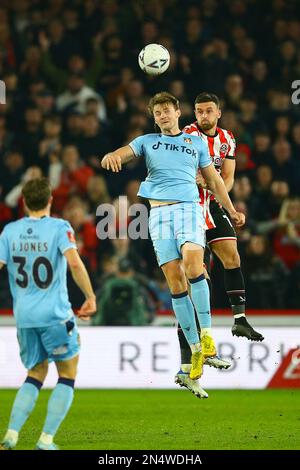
[0, 449, 299, 466]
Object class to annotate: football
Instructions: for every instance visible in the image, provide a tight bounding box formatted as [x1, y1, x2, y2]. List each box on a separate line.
[138, 43, 170, 76]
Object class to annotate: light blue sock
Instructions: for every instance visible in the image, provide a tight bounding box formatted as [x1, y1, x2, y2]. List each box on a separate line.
[172, 291, 200, 345]
[8, 377, 42, 432]
[189, 274, 212, 328]
[43, 378, 74, 436]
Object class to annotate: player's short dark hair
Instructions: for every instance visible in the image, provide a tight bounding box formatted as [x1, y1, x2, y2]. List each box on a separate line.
[22, 178, 51, 211]
[194, 92, 220, 108]
[148, 92, 179, 115]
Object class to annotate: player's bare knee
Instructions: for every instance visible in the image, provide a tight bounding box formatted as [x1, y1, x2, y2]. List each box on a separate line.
[222, 251, 240, 269]
[183, 258, 204, 279]
[28, 360, 48, 383]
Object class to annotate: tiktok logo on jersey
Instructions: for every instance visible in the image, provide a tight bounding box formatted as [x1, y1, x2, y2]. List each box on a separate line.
[152, 141, 197, 157]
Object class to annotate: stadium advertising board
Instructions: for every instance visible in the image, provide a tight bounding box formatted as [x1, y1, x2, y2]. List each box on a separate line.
[0, 327, 299, 389]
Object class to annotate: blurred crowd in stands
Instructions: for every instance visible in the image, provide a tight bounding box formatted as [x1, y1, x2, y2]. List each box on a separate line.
[0, 0, 300, 321]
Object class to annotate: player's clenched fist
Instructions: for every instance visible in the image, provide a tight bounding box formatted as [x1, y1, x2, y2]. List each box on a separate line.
[229, 210, 245, 228]
[101, 153, 122, 172]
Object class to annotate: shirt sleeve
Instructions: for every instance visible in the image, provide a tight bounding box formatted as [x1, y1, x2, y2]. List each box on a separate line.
[226, 131, 236, 159]
[128, 135, 145, 158]
[198, 139, 213, 169]
[0, 227, 9, 264]
[57, 221, 77, 255]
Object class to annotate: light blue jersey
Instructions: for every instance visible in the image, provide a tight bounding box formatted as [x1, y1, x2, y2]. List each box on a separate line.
[0, 216, 77, 328]
[129, 132, 212, 201]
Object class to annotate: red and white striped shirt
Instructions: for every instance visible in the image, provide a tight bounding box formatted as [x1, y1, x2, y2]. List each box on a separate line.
[183, 121, 236, 229]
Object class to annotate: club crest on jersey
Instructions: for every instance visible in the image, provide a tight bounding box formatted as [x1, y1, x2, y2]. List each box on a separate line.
[184, 137, 192, 144]
[220, 143, 229, 154]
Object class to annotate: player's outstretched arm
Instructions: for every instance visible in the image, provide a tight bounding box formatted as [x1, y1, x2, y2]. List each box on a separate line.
[201, 164, 245, 227]
[101, 145, 135, 172]
[64, 248, 97, 320]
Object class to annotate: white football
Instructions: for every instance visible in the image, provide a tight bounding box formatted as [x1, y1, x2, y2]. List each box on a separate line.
[138, 43, 170, 76]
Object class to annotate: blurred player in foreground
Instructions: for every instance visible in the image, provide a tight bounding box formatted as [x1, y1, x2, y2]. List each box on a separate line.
[0, 178, 96, 450]
[101, 92, 245, 397]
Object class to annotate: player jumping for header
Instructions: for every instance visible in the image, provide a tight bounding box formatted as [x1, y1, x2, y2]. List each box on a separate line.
[101, 92, 245, 397]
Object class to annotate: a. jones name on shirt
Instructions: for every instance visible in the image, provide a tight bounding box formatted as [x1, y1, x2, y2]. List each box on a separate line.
[12, 242, 49, 252]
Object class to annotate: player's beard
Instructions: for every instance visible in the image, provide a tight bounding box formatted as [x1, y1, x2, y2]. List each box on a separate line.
[200, 120, 215, 131]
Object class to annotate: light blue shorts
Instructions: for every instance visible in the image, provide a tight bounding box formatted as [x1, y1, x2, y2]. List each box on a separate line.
[149, 202, 206, 267]
[17, 318, 80, 370]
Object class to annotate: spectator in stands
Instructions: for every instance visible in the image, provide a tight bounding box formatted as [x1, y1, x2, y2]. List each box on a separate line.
[56, 72, 105, 118]
[0, 151, 25, 196]
[46, 18, 82, 69]
[254, 165, 273, 195]
[249, 60, 270, 106]
[232, 175, 257, 218]
[223, 74, 244, 111]
[252, 131, 273, 166]
[274, 198, 300, 270]
[243, 234, 288, 308]
[272, 138, 300, 195]
[38, 115, 62, 171]
[61, 109, 83, 147]
[0, 115, 15, 158]
[19, 107, 43, 166]
[0, 23, 16, 70]
[234, 143, 256, 178]
[253, 180, 291, 236]
[78, 112, 111, 167]
[34, 89, 56, 117]
[5, 166, 43, 216]
[52, 145, 94, 212]
[62, 196, 98, 272]
[39, 31, 104, 94]
[86, 175, 111, 214]
[19, 45, 43, 90]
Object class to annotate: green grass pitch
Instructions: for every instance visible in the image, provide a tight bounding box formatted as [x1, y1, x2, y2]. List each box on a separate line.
[0, 389, 299, 450]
